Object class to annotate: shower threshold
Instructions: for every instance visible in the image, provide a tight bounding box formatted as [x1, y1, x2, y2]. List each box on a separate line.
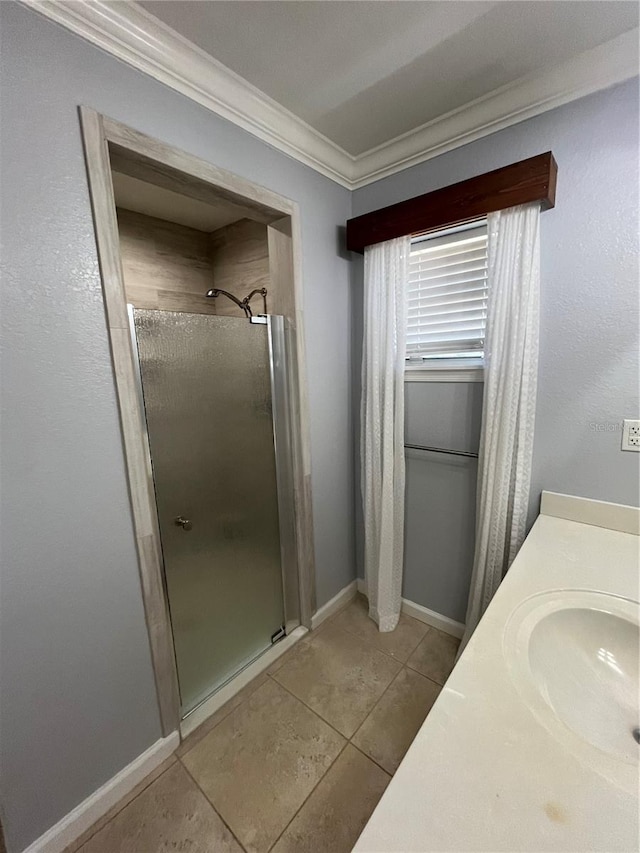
[180, 625, 308, 738]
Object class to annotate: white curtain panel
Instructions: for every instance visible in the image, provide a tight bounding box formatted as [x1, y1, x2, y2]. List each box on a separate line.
[361, 236, 410, 632]
[463, 202, 541, 645]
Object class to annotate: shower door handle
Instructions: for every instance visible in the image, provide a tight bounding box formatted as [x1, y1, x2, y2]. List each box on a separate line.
[174, 516, 193, 531]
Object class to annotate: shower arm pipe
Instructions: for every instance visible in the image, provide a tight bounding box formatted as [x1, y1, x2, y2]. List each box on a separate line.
[245, 288, 268, 315]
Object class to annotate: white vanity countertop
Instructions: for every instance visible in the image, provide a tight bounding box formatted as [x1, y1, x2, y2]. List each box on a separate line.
[354, 493, 640, 852]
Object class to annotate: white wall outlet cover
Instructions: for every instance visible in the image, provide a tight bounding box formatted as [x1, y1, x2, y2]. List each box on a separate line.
[621, 419, 640, 451]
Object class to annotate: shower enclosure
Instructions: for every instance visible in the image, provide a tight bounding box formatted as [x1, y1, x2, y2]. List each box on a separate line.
[130, 308, 298, 717]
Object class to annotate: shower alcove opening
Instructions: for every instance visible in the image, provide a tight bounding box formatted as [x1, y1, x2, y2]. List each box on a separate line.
[80, 108, 316, 737]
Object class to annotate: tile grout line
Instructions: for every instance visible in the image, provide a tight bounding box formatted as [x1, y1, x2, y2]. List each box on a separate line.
[264, 737, 394, 850]
[178, 674, 268, 761]
[267, 669, 397, 793]
[268, 667, 402, 762]
[348, 662, 446, 775]
[262, 669, 401, 839]
[338, 622, 427, 663]
[348, 664, 411, 753]
[328, 599, 432, 664]
[321, 615, 455, 696]
[177, 755, 248, 853]
[349, 665, 431, 742]
[348, 740, 393, 780]
[304, 620, 411, 675]
[269, 622, 448, 772]
[179, 671, 352, 853]
[265, 667, 398, 850]
[267, 673, 351, 743]
[404, 657, 448, 687]
[63, 758, 178, 853]
[264, 739, 351, 853]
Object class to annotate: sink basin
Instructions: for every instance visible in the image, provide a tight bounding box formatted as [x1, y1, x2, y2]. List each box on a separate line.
[528, 606, 638, 761]
[504, 590, 640, 791]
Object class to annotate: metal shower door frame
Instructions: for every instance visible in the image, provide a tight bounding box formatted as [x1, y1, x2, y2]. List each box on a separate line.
[265, 314, 300, 632]
[128, 307, 301, 680]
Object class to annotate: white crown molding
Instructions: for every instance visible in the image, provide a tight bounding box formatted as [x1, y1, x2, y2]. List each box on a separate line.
[351, 28, 640, 188]
[21, 0, 356, 187]
[22, 1, 639, 190]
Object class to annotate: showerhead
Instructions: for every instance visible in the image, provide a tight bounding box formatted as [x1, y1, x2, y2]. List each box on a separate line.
[205, 287, 252, 317]
[204, 287, 268, 319]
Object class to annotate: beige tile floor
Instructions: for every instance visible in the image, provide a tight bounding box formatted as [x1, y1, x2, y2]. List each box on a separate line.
[69, 595, 459, 853]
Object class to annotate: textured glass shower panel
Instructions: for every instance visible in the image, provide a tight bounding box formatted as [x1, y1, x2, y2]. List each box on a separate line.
[133, 310, 285, 715]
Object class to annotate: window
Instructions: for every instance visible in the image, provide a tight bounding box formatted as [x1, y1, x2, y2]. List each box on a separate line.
[406, 221, 488, 374]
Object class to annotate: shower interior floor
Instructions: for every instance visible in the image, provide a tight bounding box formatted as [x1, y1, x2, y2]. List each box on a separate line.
[65, 594, 460, 853]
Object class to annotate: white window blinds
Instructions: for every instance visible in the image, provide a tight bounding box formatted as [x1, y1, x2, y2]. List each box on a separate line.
[407, 221, 488, 361]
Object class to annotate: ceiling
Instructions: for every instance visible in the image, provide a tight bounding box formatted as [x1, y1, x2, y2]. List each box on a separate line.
[27, 0, 639, 187]
[139, 0, 639, 156]
[112, 172, 251, 231]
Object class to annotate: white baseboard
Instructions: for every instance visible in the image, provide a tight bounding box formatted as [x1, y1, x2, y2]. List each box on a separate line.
[356, 578, 465, 639]
[310, 580, 358, 630]
[180, 625, 308, 738]
[400, 599, 465, 639]
[23, 731, 179, 853]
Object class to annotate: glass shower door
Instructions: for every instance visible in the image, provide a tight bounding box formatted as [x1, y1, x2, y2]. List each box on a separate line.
[133, 310, 286, 716]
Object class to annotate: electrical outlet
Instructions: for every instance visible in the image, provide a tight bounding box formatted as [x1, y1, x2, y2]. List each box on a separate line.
[621, 419, 640, 452]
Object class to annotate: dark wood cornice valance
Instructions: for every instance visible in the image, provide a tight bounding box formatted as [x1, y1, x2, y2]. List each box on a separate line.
[346, 152, 557, 253]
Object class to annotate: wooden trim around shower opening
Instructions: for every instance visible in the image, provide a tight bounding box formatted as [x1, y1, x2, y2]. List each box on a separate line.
[79, 106, 317, 735]
[345, 151, 557, 253]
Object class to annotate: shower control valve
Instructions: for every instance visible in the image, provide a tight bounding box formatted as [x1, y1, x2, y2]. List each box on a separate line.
[174, 516, 193, 531]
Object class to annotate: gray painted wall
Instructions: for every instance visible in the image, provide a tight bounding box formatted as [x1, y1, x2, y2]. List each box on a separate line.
[353, 78, 640, 618]
[0, 4, 352, 851]
[404, 383, 482, 623]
